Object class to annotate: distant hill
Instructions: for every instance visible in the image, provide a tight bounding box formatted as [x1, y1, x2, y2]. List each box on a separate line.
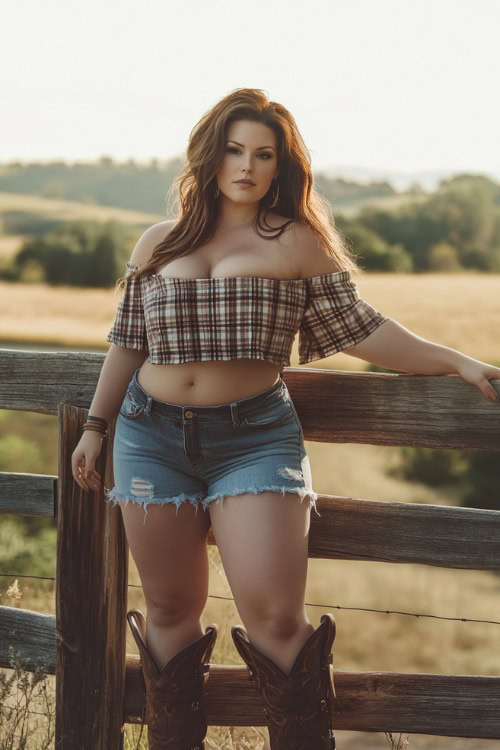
[321, 163, 500, 193]
[0, 157, 184, 216]
[0, 191, 164, 231]
[0, 157, 418, 217]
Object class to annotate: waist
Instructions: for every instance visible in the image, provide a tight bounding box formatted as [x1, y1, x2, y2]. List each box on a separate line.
[138, 358, 285, 406]
[128, 366, 290, 421]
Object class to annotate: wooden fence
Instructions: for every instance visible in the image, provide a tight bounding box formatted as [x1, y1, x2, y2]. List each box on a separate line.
[1, 348, 499, 748]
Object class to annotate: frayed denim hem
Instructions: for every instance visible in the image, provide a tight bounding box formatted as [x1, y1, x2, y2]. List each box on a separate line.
[103, 485, 321, 524]
[200, 485, 320, 516]
[103, 486, 205, 525]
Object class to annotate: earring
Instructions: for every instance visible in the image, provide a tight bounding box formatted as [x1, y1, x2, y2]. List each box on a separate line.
[269, 180, 279, 208]
[213, 180, 220, 198]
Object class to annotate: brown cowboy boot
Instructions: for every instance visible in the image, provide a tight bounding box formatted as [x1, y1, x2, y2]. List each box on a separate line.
[232, 614, 337, 749]
[127, 608, 217, 750]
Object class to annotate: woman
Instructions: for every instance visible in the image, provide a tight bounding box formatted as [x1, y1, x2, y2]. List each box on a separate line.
[72, 88, 500, 750]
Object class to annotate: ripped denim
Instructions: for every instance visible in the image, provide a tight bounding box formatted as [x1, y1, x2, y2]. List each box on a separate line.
[104, 368, 319, 525]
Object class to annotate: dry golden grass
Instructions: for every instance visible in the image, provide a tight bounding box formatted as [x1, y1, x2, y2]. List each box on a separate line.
[352, 271, 500, 363]
[0, 280, 121, 348]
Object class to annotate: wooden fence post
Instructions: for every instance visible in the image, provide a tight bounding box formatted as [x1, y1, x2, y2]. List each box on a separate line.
[55, 404, 127, 749]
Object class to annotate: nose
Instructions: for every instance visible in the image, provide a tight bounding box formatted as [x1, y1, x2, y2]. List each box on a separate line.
[240, 154, 253, 171]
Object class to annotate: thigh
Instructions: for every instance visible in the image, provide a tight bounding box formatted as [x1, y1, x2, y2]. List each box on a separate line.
[120, 500, 211, 612]
[208, 491, 312, 625]
[105, 401, 212, 611]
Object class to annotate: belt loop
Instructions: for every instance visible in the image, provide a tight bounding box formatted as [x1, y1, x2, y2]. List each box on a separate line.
[145, 395, 153, 416]
[230, 402, 240, 427]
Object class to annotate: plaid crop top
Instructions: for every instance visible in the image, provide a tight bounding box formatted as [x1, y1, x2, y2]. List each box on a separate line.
[106, 260, 389, 368]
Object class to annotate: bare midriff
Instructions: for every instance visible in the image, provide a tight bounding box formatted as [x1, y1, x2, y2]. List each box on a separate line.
[137, 214, 299, 407]
[138, 358, 284, 407]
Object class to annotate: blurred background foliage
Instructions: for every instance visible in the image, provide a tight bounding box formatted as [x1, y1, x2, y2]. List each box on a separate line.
[0, 166, 500, 285]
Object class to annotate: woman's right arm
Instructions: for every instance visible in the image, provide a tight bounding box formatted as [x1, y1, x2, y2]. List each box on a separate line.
[88, 343, 149, 424]
[72, 219, 176, 493]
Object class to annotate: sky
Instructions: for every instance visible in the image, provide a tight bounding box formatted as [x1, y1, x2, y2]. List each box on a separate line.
[2, 0, 500, 184]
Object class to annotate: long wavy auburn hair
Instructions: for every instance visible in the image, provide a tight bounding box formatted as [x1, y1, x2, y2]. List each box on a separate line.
[115, 87, 360, 291]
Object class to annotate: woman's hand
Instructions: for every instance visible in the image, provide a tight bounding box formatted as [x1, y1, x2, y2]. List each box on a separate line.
[71, 431, 104, 493]
[454, 355, 500, 403]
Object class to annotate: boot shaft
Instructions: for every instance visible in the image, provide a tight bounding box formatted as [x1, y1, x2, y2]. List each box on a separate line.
[127, 608, 217, 750]
[232, 614, 337, 750]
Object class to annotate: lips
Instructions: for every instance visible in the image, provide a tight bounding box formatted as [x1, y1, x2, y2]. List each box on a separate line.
[235, 180, 255, 185]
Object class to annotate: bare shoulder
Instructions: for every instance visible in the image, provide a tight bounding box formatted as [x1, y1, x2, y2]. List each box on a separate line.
[129, 219, 177, 266]
[262, 214, 311, 277]
[287, 221, 343, 278]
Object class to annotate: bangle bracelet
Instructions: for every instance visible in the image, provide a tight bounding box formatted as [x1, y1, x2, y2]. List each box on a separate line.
[87, 416, 108, 426]
[82, 423, 107, 436]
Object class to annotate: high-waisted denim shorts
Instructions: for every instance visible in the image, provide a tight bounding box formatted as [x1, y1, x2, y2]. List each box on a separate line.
[104, 368, 320, 524]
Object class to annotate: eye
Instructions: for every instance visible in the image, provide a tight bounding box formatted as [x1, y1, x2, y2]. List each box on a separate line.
[226, 147, 272, 160]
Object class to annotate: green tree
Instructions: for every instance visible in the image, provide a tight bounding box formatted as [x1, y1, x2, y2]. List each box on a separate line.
[337, 219, 413, 271]
[14, 219, 128, 287]
[460, 452, 500, 511]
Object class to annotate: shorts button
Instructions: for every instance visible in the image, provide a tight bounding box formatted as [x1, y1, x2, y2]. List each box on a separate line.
[185, 411, 193, 418]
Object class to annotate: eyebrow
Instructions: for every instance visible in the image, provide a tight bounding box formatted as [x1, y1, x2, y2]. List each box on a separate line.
[227, 140, 275, 151]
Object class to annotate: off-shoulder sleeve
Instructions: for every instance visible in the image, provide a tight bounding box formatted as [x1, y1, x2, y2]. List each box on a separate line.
[106, 261, 149, 351]
[298, 270, 389, 364]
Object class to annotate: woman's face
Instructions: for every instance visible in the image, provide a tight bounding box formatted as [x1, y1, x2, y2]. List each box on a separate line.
[216, 119, 279, 204]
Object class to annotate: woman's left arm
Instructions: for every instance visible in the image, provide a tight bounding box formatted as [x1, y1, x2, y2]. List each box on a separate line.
[344, 318, 500, 404]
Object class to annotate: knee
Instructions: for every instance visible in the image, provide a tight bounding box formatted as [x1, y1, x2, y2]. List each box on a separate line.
[245, 605, 306, 640]
[145, 595, 204, 627]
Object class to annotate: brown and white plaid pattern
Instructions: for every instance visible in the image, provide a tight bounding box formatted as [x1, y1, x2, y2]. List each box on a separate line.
[106, 261, 389, 366]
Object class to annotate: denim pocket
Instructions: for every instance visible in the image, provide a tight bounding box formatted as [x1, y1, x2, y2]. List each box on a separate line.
[240, 399, 295, 429]
[119, 390, 145, 420]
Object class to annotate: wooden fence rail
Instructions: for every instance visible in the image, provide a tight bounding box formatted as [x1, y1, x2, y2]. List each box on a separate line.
[1, 348, 499, 748]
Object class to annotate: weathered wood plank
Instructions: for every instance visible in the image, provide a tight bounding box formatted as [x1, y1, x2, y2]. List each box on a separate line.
[0, 472, 56, 516]
[0, 349, 106, 415]
[0, 605, 55, 671]
[126, 656, 500, 739]
[288, 368, 500, 450]
[2, 349, 499, 450]
[304, 495, 500, 570]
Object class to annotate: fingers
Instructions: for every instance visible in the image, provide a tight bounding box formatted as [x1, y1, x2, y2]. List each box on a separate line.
[482, 376, 500, 403]
[80, 468, 102, 493]
[73, 458, 102, 493]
